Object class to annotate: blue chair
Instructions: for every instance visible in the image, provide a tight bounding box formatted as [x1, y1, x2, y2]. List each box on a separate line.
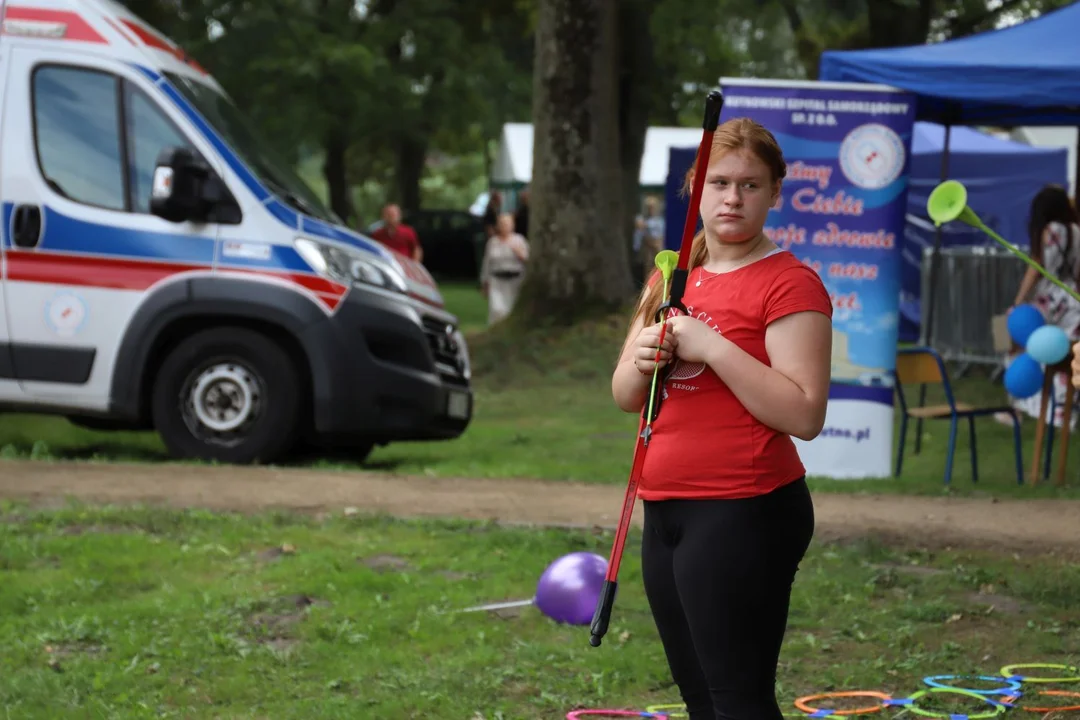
[894, 346, 1023, 485]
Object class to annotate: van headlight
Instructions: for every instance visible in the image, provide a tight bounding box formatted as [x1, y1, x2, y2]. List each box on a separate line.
[294, 238, 407, 293]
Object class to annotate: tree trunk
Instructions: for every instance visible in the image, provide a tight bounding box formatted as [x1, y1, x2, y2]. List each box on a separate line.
[323, 126, 355, 226]
[514, 0, 631, 325]
[618, 0, 656, 272]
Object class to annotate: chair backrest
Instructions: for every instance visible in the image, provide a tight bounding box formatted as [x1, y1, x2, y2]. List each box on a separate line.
[893, 346, 959, 413]
[895, 349, 945, 386]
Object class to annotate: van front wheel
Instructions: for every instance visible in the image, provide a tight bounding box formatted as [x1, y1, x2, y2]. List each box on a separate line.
[151, 327, 301, 464]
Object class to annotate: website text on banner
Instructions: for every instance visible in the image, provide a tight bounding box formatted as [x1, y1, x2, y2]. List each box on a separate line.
[719, 79, 916, 480]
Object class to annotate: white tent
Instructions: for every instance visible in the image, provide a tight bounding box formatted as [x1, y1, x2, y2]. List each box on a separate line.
[491, 122, 703, 189]
[1009, 126, 1079, 195]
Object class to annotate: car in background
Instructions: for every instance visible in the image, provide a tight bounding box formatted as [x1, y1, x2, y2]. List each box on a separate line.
[367, 210, 486, 281]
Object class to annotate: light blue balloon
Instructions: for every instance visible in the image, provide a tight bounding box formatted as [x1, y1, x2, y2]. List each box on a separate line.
[1004, 353, 1043, 399]
[1025, 325, 1071, 365]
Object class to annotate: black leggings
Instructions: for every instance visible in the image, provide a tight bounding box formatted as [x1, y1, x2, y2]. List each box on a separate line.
[640, 478, 815, 720]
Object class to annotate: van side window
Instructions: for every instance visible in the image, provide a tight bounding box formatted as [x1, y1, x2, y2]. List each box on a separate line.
[32, 66, 126, 210]
[124, 84, 196, 214]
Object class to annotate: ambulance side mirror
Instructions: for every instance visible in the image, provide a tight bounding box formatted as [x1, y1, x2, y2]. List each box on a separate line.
[150, 147, 235, 224]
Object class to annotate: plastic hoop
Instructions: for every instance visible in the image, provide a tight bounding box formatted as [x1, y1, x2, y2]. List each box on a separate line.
[794, 690, 892, 715]
[892, 687, 1007, 719]
[644, 704, 686, 718]
[566, 712, 668, 719]
[1000, 690, 1080, 713]
[1000, 663, 1080, 684]
[922, 674, 1022, 696]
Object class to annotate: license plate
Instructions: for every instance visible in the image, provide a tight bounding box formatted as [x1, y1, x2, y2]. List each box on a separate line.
[447, 391, 470, 419]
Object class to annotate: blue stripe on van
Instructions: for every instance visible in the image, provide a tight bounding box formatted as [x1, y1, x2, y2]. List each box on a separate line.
[3, 202, 311, 273]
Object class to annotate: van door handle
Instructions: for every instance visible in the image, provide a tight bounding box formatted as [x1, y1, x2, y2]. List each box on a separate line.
[12, 204, 42, 248]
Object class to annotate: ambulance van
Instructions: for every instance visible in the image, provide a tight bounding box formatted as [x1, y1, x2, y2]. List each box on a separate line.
[0, 0, 473, 464]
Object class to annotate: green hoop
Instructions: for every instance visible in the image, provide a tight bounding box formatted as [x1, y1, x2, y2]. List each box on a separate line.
[1000, 663, 1080, 684]
[903, 687, 1007, 719]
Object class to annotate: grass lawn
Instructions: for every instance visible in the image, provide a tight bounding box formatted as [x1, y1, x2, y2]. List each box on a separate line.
[0, 281, 1078, 499]
[1, 501, 1078, 719]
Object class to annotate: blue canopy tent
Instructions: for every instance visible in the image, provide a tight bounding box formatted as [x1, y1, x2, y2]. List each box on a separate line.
[817, 2, 1080, 345]
[663, 122, 1068, 336]
[899, 123, 1068, 341]
[818, 3, 1080, 127]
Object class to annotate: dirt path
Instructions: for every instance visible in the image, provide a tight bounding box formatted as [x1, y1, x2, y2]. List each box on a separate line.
[1, 460, 1078, 557]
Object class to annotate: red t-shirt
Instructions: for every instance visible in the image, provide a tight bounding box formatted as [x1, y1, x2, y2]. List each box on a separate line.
[371, 224, 420, 258]
[637, 249, 833, 501]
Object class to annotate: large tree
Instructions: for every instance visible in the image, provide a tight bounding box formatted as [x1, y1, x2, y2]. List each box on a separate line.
[513, 0, 631, 325]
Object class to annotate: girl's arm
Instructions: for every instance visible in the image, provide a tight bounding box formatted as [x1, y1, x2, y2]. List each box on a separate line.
[1013, 266, 1041, 306]
[702, 310, 832, 441]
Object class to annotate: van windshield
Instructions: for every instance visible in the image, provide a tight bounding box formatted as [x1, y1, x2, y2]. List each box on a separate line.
[163, 72, 340, 225]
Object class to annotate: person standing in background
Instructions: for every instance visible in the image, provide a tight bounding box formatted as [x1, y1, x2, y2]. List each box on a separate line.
[483, 191, 503, 239]
[371, 203, 423, 263]
[634, 196, 665, 287]
[514, 187, 530, 239]
[1001, 185, 1080, 428]
[480, 213, 530, 325]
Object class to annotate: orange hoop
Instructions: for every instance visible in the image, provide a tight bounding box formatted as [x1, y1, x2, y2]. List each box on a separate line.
[1001, 690, 1080, 713]
[794, 691, 892, 716]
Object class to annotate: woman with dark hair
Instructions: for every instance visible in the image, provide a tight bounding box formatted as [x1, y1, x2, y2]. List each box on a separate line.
[1004, 184, 1080, 426]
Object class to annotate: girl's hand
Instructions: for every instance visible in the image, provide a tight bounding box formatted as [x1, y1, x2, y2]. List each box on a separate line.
[631, 321, 677, 375]
[1072, 341, 1080, 388]
[668, 315, 721, 364]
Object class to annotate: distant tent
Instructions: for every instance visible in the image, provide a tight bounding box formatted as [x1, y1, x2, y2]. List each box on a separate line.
[490, 122, 703, 191]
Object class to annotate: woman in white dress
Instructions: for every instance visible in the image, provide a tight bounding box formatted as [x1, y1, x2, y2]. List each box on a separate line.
[1003, 185, 1080, 428]
[480, 212, 530, 325]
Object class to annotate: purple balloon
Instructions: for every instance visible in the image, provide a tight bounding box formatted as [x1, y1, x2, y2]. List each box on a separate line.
[534, 551, 608, 626]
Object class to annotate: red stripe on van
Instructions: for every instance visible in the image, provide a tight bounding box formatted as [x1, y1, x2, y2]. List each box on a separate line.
[100, 15, 137, 45]
[7, 251, 202, 290]
[6, 251, 348, 312]
[2, 6, 108, 43]
[120, 19, 207, 74]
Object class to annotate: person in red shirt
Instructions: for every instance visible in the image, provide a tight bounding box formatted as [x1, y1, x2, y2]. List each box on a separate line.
[611, 117, 833, 720]
[371, 203, 423, 263]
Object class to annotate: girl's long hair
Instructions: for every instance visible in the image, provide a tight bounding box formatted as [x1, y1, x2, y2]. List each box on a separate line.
[629, 117, 787, 328]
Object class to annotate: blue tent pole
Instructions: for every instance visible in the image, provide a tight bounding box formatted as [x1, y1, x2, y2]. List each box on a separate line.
[921, 118, 952, 348]
[915, 115, 953, 452]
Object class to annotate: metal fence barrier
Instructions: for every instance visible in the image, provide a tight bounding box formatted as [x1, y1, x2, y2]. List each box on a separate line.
[919, 245, 1028, 372]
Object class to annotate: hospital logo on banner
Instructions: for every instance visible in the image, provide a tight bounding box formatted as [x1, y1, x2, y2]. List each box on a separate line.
[839, 123, 906, 191]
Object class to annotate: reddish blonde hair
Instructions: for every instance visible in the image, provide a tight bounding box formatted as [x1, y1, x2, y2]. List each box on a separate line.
[630, 117, 786, 328]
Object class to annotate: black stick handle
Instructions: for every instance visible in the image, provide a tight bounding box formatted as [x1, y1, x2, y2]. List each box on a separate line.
[703, 89, 724, 131]
[589, 580, 618, 647]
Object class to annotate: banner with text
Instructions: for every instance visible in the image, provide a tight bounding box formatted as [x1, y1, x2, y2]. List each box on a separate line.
[719, 79, 916, 479]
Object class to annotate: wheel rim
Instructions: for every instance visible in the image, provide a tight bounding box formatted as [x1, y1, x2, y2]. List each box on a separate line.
[179, 361, 264, 446]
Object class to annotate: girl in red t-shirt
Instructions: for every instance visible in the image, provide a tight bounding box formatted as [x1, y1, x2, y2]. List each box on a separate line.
[611, 117, 833, 720]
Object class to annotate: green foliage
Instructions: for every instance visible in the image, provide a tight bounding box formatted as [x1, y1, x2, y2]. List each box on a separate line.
[115, 0, 1072, 228]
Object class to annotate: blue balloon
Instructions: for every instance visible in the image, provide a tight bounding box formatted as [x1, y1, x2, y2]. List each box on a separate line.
[1026, 324, 1071, 365]
[1004, 353, 1043, 399]
[1007, 304, 1045, 346]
